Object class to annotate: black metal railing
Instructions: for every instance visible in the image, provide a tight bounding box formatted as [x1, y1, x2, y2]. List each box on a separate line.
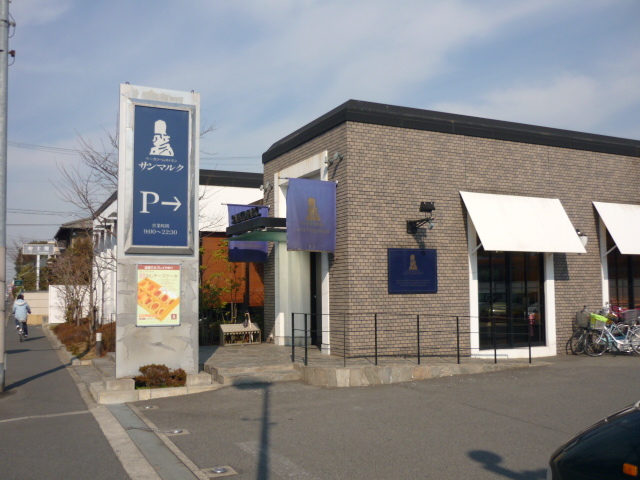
[291, 313, 536, 366]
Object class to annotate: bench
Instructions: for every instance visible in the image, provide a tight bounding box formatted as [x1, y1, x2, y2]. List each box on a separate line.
[219, 323, 261, 346]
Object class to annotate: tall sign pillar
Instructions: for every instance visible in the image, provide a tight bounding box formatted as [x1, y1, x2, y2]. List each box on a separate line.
[116, 85, 200, 378]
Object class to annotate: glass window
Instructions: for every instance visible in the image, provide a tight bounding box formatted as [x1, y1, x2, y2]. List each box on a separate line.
[606, 231, 638, 309]
[478, 249, 545, 349]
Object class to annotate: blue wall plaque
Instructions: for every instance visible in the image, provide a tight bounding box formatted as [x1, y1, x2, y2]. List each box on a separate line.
[388, 248, 438, 294]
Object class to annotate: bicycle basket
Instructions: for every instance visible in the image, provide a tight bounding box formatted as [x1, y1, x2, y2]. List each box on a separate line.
[576, 310, 590, 328]
[590, 313, 608, 330]
[620, 308, 640, 325]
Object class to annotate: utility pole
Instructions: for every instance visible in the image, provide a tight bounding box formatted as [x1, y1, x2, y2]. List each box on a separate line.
[0, 0, 11, 392]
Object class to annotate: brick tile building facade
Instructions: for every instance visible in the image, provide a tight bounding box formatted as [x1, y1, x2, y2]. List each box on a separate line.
[259, 100, 640, 359]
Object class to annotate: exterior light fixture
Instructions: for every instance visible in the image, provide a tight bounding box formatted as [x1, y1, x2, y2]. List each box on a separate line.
[325, 152, 343, 166]
[407, 202, 435, 234]
[259, 181, 272, 192]
[576, 229, 588, 248]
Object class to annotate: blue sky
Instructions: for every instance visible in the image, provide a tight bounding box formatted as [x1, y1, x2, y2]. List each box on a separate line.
[6, 0, 640, 268]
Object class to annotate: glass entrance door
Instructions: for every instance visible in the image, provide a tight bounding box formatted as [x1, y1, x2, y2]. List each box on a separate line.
[478, 250, 545, 349]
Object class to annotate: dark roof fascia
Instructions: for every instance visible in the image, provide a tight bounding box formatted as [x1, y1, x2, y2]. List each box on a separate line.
[226, 217, 286, 236]
[59, 217, 93, 229]
[262, 100, 640, 163]
[94, 191, 118, 218]
[54, 217, 93, 241]
[199, 169, 262, 189]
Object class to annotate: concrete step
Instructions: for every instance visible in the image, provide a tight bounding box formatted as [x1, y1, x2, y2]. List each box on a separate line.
[92, 357, 117, 379]
[89, 381, 140, 404]
[206, 363, 296, 375]
[88, 376, 223, 404]
[214, 368, 302, 386]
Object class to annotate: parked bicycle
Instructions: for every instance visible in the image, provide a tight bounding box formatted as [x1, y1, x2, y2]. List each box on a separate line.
[584, 311, 640, 356]
[566, 307, 590, 355]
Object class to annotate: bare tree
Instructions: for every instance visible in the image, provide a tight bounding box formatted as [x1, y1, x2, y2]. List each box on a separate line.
[48, 237, 92, 325]
[55, 127, 118, 221]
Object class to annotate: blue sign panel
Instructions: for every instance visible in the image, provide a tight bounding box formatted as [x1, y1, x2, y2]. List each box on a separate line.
[132, 105, 190, 248]
[388, 248, 437, 294]
[227, 204, 269, 263]
[286, 178, 336, 252]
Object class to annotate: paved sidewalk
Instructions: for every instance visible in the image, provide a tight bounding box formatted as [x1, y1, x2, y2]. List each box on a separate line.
[0, 322, 132, 480]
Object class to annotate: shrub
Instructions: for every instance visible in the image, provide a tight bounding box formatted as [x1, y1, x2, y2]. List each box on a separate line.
[53, 320, 91, 356]
[134, 364, 187, 389]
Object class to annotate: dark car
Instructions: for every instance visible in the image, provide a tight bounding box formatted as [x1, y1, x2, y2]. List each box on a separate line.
[548, 401, 640, 479]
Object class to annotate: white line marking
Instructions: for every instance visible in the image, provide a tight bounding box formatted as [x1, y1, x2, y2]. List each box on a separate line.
[0, 409, 90, 423]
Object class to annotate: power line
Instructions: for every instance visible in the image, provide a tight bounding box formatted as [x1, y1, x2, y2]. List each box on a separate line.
[9, 141, 262, 161]
[8, 141, 80, 155]
[8, 208, 80, 216]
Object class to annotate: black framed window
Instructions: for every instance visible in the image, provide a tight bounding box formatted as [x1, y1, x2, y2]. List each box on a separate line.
[478, 249, 545, 349]
[606, 232, 640, 309]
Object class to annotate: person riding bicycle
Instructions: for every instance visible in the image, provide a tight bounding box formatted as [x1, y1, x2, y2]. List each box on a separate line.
[13, 293, 31, 338]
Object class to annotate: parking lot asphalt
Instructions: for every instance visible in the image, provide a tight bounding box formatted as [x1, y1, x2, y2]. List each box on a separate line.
[131, 353, 640, 480]
[7, 320, 640, 480]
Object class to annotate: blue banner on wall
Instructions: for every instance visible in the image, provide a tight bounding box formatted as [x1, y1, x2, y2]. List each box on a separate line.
[227, 204, 269, 263]
[132, 105, 190, 248]
[388, 249, 437, 294]
[286, 178, 336, 252]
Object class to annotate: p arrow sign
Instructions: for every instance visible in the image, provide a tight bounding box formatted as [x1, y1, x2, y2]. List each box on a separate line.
[131, 105, 191, 249]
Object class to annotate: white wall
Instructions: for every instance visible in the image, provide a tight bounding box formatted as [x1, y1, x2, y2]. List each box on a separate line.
[93, 199, 118, 325]
[272, 151, 332, 352]
[15, 291, 49, 324]
[198, 184, 263, 232]
[48, 285, 90, 324]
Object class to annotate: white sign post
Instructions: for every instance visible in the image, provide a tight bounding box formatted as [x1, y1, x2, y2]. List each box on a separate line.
[22, 244, 56, 290]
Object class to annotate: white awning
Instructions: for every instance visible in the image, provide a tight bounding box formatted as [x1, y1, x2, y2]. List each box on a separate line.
[593, 201, 640, 255]
[460, 191, 585, 253]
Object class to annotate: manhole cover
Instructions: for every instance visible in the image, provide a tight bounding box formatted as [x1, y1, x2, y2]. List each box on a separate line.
[203, 465, 237, 478]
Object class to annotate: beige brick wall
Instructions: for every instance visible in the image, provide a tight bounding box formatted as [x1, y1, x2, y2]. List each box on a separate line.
[264, 120, 640, 356]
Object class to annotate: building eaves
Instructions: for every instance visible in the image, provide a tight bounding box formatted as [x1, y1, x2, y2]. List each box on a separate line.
[262, 99, 640, 163]
[199, 169, 262, 188]
[59, 217, 93, 229]
[94, 191, 118, 218]
[54, 216, 93, 242]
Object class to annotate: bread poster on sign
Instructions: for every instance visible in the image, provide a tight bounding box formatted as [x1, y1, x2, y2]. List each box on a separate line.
[136, 264, 181, 326]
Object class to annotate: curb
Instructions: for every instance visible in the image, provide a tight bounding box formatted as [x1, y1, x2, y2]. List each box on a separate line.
[42, 323, 83, 364]
[43, 324, 221, 404]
